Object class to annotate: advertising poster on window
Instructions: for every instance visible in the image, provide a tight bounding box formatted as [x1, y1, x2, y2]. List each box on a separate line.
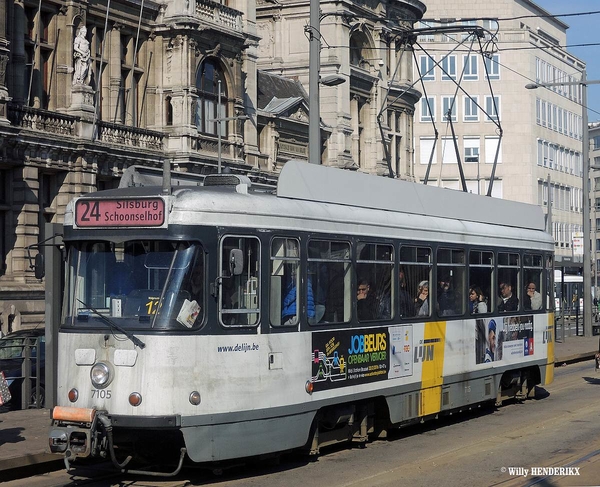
[310, 328, 389, 391]
[475, 316, 534, 364]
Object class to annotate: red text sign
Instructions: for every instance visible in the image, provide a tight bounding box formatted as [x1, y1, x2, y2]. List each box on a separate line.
[75, 198, 166, 227]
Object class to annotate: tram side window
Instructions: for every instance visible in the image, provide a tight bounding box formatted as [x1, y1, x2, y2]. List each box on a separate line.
[523, 253, 543, 311]
[220, 236, 260, 327]
[270, 238, 301, 327]
[498, 252, 520, 313]
[437, 248, 466, 317]
[356, 242, 394, 322]
[399, 245, 432, 318]
[469, 250, 493, 314]
[308, 239, 351, 324]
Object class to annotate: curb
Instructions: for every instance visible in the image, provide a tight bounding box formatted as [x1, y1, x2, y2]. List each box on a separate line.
[554, 352, 598, 366]
[0, 452, 62, 471]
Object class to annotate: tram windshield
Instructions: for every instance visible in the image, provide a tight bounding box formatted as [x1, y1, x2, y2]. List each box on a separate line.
[63, 240, 205, 331]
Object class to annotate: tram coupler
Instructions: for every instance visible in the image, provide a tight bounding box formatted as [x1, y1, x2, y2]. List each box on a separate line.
[49, 406, 103, 460]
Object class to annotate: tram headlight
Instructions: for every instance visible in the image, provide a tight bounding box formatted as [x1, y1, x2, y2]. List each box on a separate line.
[90, 362, 112, 389]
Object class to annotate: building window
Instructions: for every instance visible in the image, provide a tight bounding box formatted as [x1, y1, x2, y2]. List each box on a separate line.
[420, 97, 435, 122]
[442, 96, 457, 122]
[485, 95, 500, 121]
[463, 54, 478, 80]
[484, 54, 500, 80]
[419, 55, 435, 81]
[464, 137, 480, 163]
[482, 19, 499, 40]
[420, 137, 437, 165]
[461, 20, 478, 41]
[484, 179, 502, 198]
[441, 137, 458, 164]
[415, 22, 435, 42]
[464, 96, 479, 122]
[485, 136, 502, 164]
[195, 59, 227, 136]
[541, 101, 547, 127]
[441, 55, 457, 80]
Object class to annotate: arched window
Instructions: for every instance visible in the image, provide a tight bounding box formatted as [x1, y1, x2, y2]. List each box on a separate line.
[195, 59, 227, 136]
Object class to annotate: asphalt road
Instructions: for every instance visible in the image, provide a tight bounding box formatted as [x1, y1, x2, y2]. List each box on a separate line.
[5, 360, 600, 487]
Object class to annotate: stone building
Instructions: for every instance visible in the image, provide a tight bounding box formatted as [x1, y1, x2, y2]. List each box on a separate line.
[0, 0, 427, 332]
[411, 0, 586, 270]
[0, 0, 264, 332]
[256, 0, 426, 176]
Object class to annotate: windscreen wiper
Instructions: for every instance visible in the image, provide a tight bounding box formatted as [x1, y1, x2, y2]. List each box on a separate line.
[76, 299, 146, 349]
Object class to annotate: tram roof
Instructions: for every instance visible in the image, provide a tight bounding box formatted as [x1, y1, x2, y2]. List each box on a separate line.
[277, 160, 546, 231]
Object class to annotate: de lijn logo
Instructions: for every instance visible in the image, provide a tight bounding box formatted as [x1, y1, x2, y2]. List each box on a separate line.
[413, 338, 440, 363]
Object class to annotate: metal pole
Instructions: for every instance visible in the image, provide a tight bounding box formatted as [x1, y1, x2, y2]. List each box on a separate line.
[218, 79, 222, 174]
[583, 69, 592, 337]
[561, 267, 565, 341]
[595, 203, 598, 310]
[308, 0, 320, 164]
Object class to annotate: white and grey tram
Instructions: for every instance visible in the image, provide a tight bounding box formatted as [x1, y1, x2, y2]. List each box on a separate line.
[49, 161, 555, 475]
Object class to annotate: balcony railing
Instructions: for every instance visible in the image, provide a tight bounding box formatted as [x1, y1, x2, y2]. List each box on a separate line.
[192, 134, 244, 160]
[8, 105, 164, 150]
[97, 121, 164, 150]
[196, 0, 243, 32]
[8, 105, 77, 136]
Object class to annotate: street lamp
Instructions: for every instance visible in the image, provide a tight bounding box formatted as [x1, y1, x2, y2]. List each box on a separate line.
[526, 69, 600, 337]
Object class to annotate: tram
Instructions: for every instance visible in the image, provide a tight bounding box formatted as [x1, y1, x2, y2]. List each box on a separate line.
[48, 161, 554, 474]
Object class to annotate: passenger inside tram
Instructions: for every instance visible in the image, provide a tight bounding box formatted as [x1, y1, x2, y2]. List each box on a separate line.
[437, 274, 456, 316]
[523, 282, 542, 311]
[498, 281, 519, 312]
[415, 281, 429, 316]
[357, 279, 377, 321]
[398, 266, 415, 317]
[469, 286, 488, 314]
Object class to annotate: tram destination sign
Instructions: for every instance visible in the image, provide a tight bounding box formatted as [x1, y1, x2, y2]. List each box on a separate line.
[75, 197, 166, 227]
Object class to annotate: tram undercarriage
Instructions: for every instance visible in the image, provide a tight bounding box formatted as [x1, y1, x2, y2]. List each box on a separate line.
[49, 364, 542, 476]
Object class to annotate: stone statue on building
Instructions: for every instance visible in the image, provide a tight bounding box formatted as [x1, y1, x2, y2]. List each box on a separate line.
[73, 26, 90, 86]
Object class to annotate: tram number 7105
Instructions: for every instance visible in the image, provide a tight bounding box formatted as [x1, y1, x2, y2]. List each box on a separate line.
[92, 389, 112, 399]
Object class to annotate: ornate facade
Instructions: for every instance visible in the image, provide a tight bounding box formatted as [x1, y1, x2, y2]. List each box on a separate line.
[0, 0, 425, 332]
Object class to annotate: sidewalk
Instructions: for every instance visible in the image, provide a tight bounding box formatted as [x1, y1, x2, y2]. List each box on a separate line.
[1, 334, 599, 478]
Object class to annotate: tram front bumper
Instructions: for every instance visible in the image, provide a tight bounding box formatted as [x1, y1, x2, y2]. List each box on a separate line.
[49, 406, 103, 460]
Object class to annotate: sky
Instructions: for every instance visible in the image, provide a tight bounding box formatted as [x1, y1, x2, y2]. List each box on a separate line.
[535, 0, 600, 121]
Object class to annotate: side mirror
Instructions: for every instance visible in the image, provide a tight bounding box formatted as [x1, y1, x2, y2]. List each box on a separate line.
[34, 253, 45, 280]
[229, 249, 243, 276]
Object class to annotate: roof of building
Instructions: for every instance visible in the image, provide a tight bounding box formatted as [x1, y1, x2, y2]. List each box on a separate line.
[257, 71, 308, 110]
